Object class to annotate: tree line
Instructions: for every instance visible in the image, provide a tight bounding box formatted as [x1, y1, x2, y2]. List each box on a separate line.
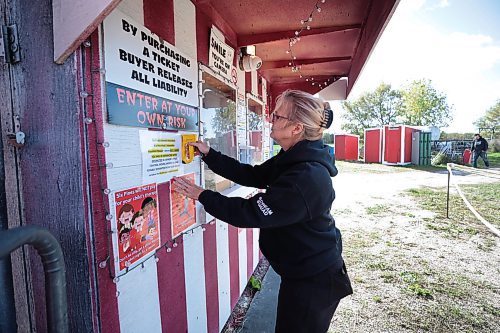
[338, 78, 499, 140]
[340, 79, 453, 139]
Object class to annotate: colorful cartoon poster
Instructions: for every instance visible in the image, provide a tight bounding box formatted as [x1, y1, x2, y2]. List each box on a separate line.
[171, 173, 197, 238]
[140, 130, 182, 183]
[181, 134, 197, 164]
[114, 183, 160, 272]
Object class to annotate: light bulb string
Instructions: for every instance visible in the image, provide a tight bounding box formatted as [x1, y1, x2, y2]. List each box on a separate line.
[81, 38, 120, 280]
[287, 0, 330, 88]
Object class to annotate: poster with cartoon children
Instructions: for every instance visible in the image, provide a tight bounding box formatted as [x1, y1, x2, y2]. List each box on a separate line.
[115, 183, 160, 272]
[171, 173, 197, 238]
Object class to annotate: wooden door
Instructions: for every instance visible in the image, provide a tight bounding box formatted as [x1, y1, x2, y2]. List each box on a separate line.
[0, 0, 94, 331]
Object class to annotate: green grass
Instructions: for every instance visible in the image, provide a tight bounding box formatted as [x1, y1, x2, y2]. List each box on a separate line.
[486, 151, 500, 168]
[399, 271, 433, 298]
[365, 204, 390, 215]
[460, 182, 500, 228]
[406, 184, 500, 237]
[336, 160, 411, 174]
[366, 258, 499, 331]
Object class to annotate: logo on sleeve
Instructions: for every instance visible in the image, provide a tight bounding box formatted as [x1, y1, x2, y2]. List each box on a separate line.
[257, 197, 273, 216]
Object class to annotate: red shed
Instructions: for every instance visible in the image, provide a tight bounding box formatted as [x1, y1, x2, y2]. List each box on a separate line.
[382, 125, 419, 165]
[364, 128, 383, 163]
[334, 134, 359, 161]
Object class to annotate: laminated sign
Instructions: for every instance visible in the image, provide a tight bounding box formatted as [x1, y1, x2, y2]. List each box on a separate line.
[181, 134, 197, 164]
[103, 10, 199, 131]
[114, 183, 160, 272]
[171, 173, 196, 238]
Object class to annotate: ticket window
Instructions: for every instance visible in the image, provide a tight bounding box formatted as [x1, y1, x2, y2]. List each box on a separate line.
[200, 71, 237, 192]
[247, 97, 264, 165]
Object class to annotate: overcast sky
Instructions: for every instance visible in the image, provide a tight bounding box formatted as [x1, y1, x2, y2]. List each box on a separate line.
[330, 0, 500, 134]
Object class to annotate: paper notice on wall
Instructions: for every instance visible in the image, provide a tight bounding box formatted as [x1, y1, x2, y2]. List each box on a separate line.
[140, 130, 182, 183]
[170, 173, 197, 238]
[236, 94, 247, 147]
[114, 183, 160, 273]
[263, 121, 270, 149]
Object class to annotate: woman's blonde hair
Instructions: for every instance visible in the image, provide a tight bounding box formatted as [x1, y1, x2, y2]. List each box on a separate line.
[274, 90, 331, 140]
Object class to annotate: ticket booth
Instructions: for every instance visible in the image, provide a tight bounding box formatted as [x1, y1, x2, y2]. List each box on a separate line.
[0, 0, 399, 331]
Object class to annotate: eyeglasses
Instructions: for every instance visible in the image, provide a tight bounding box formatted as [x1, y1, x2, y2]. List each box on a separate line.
[271, 113, 290, 123]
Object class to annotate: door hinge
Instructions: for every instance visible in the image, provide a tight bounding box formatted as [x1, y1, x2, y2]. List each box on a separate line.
[1, 24, 21, 64]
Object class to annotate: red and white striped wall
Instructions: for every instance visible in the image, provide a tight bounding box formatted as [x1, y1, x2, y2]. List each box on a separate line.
[84, 0, 266, 332]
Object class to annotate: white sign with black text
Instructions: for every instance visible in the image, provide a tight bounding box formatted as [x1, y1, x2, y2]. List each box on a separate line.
[103, 10, 198, 107]
[209, 29, 235, 81]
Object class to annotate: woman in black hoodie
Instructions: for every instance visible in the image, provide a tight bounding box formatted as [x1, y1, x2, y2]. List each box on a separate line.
[173, 89, 352, 333]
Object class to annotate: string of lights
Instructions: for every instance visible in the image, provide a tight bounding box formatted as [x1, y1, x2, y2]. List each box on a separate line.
[285, 0, 332, 89]
[81, 38, 118, 281]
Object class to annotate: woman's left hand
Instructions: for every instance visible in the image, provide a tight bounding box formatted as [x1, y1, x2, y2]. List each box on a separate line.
[172, 177, 204, 200]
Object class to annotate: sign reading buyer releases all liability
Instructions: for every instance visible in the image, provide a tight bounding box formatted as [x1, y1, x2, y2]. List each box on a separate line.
[103, 10, 198, 130]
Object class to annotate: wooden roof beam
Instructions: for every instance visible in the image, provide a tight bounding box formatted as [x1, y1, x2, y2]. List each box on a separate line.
[238, 24, 361, 46]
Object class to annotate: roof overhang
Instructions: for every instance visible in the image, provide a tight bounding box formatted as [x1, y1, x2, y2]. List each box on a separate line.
[201, 0, 400, 98]
[53, 0, 399, 100]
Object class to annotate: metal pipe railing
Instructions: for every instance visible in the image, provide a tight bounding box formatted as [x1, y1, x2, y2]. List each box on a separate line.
[0, 225, 68, 333]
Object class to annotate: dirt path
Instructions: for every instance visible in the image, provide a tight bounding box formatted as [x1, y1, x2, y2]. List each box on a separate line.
[329, 163, 500, 333]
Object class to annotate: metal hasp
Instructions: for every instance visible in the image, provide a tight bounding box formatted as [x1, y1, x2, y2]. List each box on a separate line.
[1, 24, 21, 64]
[0, 225, 68, 333]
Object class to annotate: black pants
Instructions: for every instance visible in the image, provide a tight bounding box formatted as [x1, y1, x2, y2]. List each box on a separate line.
[275, 264, 352, 333]
[472, 151, 489, 168]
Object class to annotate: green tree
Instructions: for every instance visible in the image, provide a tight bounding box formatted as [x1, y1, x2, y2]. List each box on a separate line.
[248, 110, 262, 131]
[399, 79, 452, 127]
[439, 132, 475, 140]
[474, 100, 499, 139]
[211, 100, 236, 134]
[322, 132, 334, 144]
[341, 83, 401, 138]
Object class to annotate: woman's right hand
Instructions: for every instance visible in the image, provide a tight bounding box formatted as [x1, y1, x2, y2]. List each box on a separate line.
[189, 140, 210, 155]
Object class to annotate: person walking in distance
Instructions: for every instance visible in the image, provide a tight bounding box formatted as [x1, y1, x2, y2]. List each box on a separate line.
[173, 90, 352, 333]
[471, 133, 490, 168]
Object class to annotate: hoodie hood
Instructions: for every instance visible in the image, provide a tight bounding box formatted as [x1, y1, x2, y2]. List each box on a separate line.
[276, 139, 338, 177]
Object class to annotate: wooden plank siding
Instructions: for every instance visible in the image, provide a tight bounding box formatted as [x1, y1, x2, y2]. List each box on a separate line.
[0, 0, 94, 331]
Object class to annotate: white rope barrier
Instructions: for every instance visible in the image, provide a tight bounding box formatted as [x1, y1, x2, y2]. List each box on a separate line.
[451, 163, 500, 179]
[447, 163, 500, 237]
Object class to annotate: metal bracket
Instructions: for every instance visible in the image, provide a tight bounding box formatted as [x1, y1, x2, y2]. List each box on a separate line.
[1, 24, 21, 64]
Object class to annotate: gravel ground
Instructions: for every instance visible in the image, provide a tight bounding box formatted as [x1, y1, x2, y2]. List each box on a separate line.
[329, 163, 500, 333]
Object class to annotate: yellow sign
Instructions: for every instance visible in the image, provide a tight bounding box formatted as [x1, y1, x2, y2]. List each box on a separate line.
[181, 134, 197, 164]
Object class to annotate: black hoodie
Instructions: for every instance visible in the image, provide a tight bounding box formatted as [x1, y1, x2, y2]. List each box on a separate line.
[198, 139, 344, 279]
